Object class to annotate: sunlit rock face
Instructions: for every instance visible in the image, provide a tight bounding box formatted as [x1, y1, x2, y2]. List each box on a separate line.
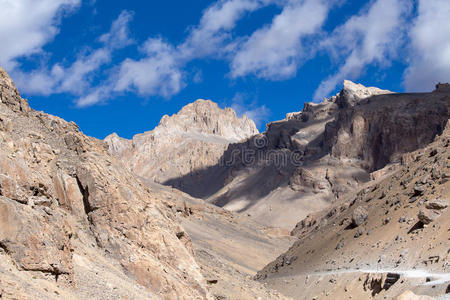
[105, 99, 259, 185]
[0, 66, 210, 299]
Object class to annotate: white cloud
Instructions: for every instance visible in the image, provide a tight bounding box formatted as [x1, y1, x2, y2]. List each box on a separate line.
[114, 38, 184, 97]
[77, 38, 183, 107]
[230, 0, 331, 79]
[314, 0, 412, 100]
[0, 0, 80, 69]
[99, 10, 134, 50]
[79, 0, 277, 106]
[76, 84, 111, 107]
[179, 0, 274, 60]
[6, 0, 331, 107]
[114, 0, 277, 95]
[12, 10, 134, 99]
[403, 0, 450, 91]
[193, 69, 203, 83]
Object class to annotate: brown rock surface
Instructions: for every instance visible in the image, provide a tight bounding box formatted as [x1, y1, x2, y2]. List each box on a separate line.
[0, 66, 294, 299]
[396, 291, 435, 300]
[0, 66, 210, 299]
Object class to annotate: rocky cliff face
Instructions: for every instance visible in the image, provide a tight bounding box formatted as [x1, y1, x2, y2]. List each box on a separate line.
[0, 67, 210, 299]
[105, 99, 258, 193]
[256, 120, 450, 299]
[324, 86, 449, 171]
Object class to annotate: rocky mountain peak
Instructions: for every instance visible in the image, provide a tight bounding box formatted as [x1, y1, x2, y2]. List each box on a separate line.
[105, 99, 259, 187]
[104, 132, 132, 156]
[334, 80, 393, 108]
[287, 80, 393, 122]
[0, 66, 18, 95]
[157, 99, 258, 141]
[0, 67, 29, 113]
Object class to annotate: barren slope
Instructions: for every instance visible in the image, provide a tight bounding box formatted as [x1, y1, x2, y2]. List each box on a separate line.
[256, 121, 450, 299]
[143, 181, 294, 299]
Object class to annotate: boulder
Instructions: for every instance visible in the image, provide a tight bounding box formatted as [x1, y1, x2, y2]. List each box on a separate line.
[352, 206, 368, 227]
[413, 185, 425, 196]
[418, 209, 440, 224]
[425, 199, 448, 210]
[289, 168, 330, 193]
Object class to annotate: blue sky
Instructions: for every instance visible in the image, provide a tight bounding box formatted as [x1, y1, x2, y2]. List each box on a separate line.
[1, 0, 449, 139]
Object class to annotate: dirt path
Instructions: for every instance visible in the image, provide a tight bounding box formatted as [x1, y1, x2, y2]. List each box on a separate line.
[291, 268, 450, 286]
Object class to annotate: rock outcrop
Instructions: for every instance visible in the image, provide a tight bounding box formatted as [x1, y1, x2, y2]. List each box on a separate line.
[334, 80, 392, 108]
[0, 67, 210, 299]
[324, 86, 449, 171]
[105, 99, 258, 197]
